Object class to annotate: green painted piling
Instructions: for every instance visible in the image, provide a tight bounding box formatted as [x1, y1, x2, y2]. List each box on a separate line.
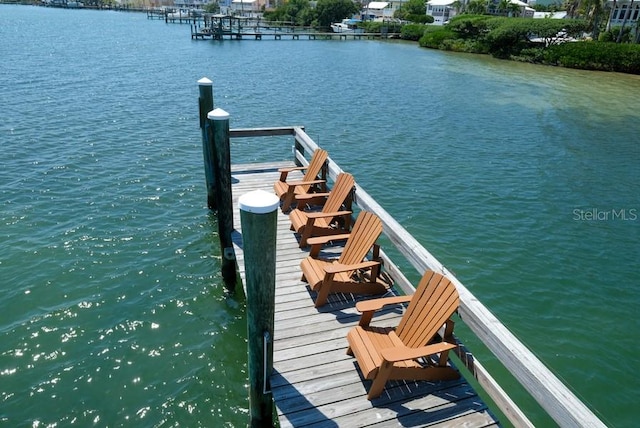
[198, 77, 216, 210]
[239, 190, 279, 427]
[208, 108, 236, 288]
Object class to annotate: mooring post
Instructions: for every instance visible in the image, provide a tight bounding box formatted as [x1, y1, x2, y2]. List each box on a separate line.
[239, 189, 279, 427]
[198, 77, 217, 210]
[207, 108, 236, 288]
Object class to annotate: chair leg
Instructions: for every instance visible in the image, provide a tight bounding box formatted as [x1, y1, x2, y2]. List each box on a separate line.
[314, 284, 330, 307]
[282, 192, 294, 212]
[367, 360, 393, 399]
[300, 227, 312, 248]
[346, 346, 354, 356]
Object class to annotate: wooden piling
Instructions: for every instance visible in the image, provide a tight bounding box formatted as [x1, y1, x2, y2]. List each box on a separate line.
[198, 77, 216, 210]
[239, 189, 279, 427]
[207, 108, 236, 288]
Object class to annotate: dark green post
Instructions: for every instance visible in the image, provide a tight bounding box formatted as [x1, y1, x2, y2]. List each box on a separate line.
[239, 189, 279, 427]
[198, 77, 216, 210]
[208, 108, 236, 288]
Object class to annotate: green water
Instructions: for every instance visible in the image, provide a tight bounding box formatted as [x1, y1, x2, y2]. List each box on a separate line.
[1, 5, 638, 426]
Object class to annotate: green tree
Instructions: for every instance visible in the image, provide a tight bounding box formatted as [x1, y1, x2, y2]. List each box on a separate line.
[263, 0, 315, 25]
[204, 2, 220, 13]
[395, 0, 426, 19]
[315, 0, 360, 27]
[467, 0, 488, 14]
[605, 0, 617, 31]
[497, 0, 511, 16]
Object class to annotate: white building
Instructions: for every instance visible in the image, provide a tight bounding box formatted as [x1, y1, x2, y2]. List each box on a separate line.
[426, 0, 457, 25]
[426, 0, 536, 25]
[533, 11, 568, 19]
[362, 2, 393, 20]
[511, 0, 535, 18]
[607, 0, 640, 27]
[173, 0, 208, 8]
[230, 0, 261, 15]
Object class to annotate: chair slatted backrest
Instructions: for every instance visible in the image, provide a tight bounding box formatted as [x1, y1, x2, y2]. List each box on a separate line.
[396, 271, 460, 348]
[300, 149, 328, 192]
[337, 211, 382, 266]
[321, 173, 354, 214]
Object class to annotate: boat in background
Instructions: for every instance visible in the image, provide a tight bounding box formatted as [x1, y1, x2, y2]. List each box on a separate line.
[330, 18, 362, 33]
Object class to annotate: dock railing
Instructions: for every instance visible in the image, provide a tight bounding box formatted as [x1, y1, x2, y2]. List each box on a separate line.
[228, 126, 606, 428]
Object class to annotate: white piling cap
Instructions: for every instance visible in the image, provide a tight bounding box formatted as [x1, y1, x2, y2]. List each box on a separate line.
[197, 77, 212, 86]
[239, 190, 280, 214]
[208, 108, 229, 120]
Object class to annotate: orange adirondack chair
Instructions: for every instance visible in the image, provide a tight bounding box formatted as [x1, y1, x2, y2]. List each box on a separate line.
[274, 148, 328, 212]
[300, 211, 389, 308]
[346, 270, 460, 399]
[289, 172, 355, 248]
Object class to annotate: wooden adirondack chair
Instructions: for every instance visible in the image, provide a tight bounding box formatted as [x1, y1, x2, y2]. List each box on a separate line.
[289, 172, 355, 248]
[346, 270, 461, 399]
[274, 148, 328, 212]
[300, 211, 389, 308]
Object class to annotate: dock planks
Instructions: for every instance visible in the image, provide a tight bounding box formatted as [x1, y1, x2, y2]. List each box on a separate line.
[230, 162, 499, 427]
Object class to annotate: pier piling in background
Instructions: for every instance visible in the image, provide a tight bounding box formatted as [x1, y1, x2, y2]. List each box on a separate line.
[239, 190, 279, 427]
[198, 78, 216, 210]
[207, 108, 236, 288]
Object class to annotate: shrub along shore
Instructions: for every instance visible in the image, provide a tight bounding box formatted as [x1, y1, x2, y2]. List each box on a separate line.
[398, 15, 640, 75]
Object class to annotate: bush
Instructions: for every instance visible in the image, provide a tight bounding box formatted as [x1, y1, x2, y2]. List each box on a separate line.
[513, 47, 546, 63]
[407, 14, 434, 24]
[598, 27, 632, 43]
[401, 24, 428, 41]
[544, 41, 640, 73]
[483, 18, 587, 58]
[361, 21, 403, 34]
[419, 27, 458, 48]
[447, 15, 494, 39]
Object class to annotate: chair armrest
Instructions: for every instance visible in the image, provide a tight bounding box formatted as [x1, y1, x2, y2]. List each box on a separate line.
[286, 179, 326, 188]
[295, 192, 330, 201]
[304, 210, 351, 220]
[278, 166, 306, 173]
[355, 295, 412, 314]
[278, 166, 306, 182]
[324, 260, 379, 275]
[380, 342, 457, 363]
[306, 233, 350, 247]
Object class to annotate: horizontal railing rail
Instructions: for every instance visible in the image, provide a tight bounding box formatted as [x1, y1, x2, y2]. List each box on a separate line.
[229, 125, 606, 428]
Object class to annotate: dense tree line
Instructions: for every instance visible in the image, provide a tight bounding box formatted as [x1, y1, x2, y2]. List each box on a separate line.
[418, 15, 640, 74]
[263, 0, 359, 28]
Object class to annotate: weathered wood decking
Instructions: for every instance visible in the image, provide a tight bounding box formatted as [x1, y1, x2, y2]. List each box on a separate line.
[230, 161, 499, 427]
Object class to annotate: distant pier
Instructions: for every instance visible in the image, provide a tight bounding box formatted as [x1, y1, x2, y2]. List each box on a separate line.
[187, 15, 399, 41]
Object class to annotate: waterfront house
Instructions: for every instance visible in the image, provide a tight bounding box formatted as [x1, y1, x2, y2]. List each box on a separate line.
[173, 0, 208, 9]
[427, 0, 534, 25]
[607, 0, 640, 27]
[230, 0, 261, 16]
[362, 1, 393, 20]
[510, 0, 535, 17]
[533, 11, 568, 19]
[426, 0, 457, 25]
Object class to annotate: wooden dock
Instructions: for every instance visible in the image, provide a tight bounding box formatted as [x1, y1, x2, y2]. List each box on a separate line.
[189, 15, 399, 41]
[198, 121, 607, 427]
[191, 28, 399, 41]
[229, 161, 499, 427]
